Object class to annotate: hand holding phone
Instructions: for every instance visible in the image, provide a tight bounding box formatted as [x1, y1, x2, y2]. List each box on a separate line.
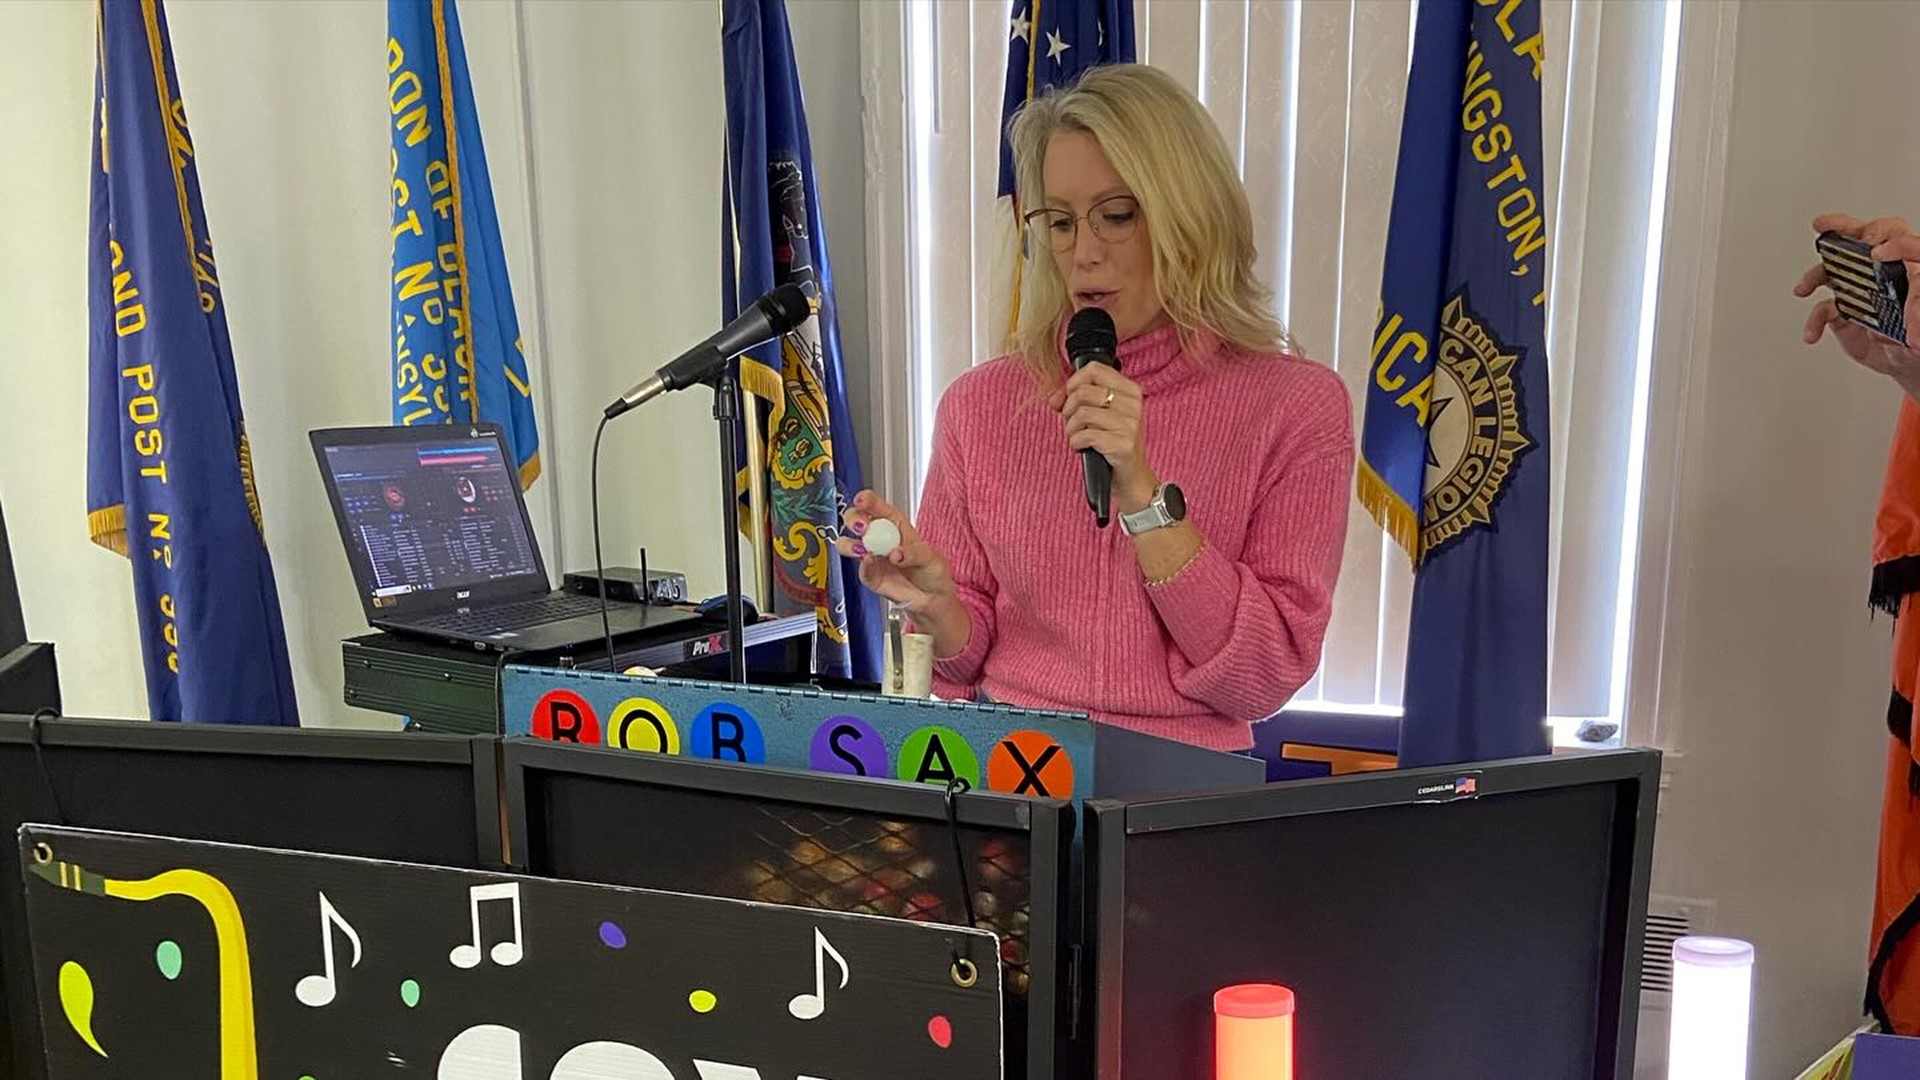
[1815, 229, 1910, 345]
[1799, 215, 1920, 403]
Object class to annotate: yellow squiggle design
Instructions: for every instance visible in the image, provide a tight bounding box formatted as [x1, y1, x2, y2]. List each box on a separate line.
[32, 854, 256, 1080]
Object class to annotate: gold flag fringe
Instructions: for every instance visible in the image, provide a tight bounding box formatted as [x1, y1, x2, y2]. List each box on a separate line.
[88, 504, 129, 557]
[1356, 458, 1422, 567]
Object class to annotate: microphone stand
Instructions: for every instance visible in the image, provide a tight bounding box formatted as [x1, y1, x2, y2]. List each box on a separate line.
[710, 368, 750, 684]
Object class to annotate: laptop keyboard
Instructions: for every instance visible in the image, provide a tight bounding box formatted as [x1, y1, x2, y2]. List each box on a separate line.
[416, 593, 613, 635]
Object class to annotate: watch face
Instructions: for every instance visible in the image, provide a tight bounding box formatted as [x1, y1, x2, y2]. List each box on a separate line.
[1162, 483, 1186, 521]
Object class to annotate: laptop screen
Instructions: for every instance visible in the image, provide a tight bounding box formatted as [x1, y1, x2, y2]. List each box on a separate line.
[317, 429, 543, 614]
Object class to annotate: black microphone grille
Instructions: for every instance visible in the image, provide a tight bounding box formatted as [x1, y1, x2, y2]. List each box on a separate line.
[761, 282, 816, 333]
[1065, 306, 1117, 358]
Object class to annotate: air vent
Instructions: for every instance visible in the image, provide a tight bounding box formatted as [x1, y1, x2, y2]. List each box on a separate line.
[1643, 912, 1690, 995]
[1641, 896, 1716, 1008]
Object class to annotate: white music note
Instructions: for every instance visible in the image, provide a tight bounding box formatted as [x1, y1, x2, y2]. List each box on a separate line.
[294, 892, 363, 1008]
[786, 927, 850, 1021]
[449, 882, 525, 970]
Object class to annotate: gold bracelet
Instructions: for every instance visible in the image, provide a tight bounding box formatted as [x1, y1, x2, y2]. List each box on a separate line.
[1145, 541, 1207, 588]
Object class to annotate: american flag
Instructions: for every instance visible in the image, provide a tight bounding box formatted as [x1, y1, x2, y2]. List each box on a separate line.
[1455, 776, 1479, 797]
[997, 0, 1137, 199]
[994, 0, 1136, 333]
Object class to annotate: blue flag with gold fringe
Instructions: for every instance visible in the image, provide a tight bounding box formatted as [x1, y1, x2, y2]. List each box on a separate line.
[721, 0, 878, 681]
[387, 0, 540, 488]
[1359, 0, 1552, 767]
[85, 0, 298, 725]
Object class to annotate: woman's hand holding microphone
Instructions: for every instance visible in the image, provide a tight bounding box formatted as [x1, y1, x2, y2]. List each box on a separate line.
[837, 491, 971, 659]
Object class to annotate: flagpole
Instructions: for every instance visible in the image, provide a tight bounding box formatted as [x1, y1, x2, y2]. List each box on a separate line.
[715, 373, 750, 684]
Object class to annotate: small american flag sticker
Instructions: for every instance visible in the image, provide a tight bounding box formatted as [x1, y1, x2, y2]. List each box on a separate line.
[1414, 770, 1485, 803]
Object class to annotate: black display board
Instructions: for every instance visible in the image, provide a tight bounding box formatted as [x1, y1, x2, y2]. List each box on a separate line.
[0, 716, 498, 1080]
[0, 501, 25, 654]
[21, 825, 1002, 1079]
[502, 739, 1072, 1079]
[0, 503, 57, 714]
[1086, 750, 1661, 1080]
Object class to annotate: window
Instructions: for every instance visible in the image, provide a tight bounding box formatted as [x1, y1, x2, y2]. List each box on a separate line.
[860, 0, 1733, 745]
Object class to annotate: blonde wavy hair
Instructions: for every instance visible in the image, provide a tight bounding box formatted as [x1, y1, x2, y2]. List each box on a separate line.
[1007, 63, 1290, 383]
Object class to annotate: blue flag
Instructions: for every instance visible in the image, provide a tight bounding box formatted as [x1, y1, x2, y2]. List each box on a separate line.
[388, 0, 540, 488]
[1359, 0, 1552, 767]
[85, 0, 298, 726]
[721, 0, 879, 682]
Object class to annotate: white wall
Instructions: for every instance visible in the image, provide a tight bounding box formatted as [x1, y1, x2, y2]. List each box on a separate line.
[1640, 2, 1920, 1075]
[0, 0, 868, 728]
[513, 0, 729, 607]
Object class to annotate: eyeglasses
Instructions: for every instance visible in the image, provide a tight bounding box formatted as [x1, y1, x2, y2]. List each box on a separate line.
[1022, 195, 1141, 254]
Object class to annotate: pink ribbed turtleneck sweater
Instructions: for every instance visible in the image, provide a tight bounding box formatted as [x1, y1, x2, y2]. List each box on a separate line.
[915, 324, 1354, 751]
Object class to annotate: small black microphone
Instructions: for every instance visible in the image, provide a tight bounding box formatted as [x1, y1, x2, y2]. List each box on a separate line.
[604, 283, 813, 419]
[1065, 307, 1120, 527]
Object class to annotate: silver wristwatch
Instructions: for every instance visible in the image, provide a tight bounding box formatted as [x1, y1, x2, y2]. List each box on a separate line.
[1119, 482, 1187, 536]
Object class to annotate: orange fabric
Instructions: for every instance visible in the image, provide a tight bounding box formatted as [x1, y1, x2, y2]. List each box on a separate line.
[1877, 399, 1920, 576]
[1875, 596, 1920, 1032]
[1874, 735, 1920, 1033]
[1870, 398, 1920, 1032]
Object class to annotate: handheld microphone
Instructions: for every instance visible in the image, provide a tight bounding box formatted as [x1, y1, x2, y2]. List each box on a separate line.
[1065, 307, 1120, 527]
[604, 282, 813, 419]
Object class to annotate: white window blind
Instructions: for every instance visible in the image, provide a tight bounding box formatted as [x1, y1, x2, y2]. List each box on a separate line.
[861, 0, 1696, 731]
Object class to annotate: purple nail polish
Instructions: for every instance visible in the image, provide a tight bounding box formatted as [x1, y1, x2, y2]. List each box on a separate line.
[852, 541, 868, 557]
[850, 519, 867, 537]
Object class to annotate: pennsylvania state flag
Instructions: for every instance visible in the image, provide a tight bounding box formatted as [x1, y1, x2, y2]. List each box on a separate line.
[997, 0, 1135, 331]
[388, 0, 540, 488]
[1360, 0, 1551, 767]
[85, 0, 298, 726]
[721, 0, 878, 681]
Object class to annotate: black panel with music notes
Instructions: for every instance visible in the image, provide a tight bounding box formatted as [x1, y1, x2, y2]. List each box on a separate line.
[18, 825, 1002, 1079]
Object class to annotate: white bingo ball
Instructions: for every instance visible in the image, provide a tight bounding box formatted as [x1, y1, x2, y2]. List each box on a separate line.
[863, 518, 902, 558]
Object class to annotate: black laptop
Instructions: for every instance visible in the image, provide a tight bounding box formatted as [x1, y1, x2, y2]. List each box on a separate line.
[310, 423, 700, 652]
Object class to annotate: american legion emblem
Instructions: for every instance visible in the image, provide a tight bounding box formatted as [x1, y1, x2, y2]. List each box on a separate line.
[1419, 291, 1534, 554]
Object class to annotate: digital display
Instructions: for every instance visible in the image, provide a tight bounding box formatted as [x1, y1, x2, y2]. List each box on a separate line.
[321, 436, 537, 603]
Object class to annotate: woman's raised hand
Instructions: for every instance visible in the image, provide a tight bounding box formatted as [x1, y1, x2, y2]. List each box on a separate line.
[836, 490, 955, 613]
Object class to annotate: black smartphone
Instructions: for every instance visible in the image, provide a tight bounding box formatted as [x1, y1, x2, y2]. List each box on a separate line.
[1817, 229, 1909, 345]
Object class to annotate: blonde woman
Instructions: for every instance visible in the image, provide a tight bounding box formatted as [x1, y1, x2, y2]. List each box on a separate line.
[839, 64, 1352, 751]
